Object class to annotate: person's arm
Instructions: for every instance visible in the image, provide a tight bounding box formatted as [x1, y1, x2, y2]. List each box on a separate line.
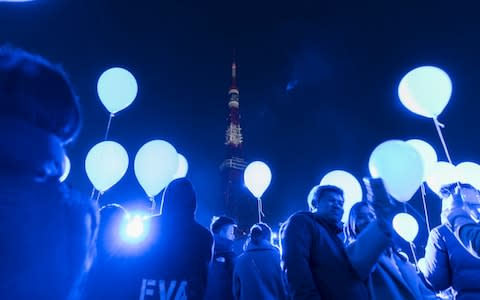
[421, 227, 451, 291]
[344, 220, 392, 280]
[282, 214, 321, 300]
[448, 208, 480, 258]
[345, 177, 394, 280]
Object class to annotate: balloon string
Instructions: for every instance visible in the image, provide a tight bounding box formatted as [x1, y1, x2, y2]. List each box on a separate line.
[257, 198, 265, 223]
[90, 188, 96, 201]
[150, 197, 156, 215]
[433, 117, 453, 164]
[420, 183, 431, 232]
[409, 242, 419, 272]
[95, 191, 102, 202]
[104, 113, 114, 141]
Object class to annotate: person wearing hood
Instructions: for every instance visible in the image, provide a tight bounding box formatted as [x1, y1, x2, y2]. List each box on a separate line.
[134, 178, 213, 300]
[281, 180, 395, 300]
[0, 46, 97, 299]
[233, 223, 288, 300]
[205, 215, 238, 300]
[345, 202, 438, 300]
[423, 183, 480, 300]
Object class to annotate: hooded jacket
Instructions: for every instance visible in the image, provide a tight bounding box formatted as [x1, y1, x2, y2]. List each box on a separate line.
[423, 224, 480, 300]
[134, 178, 213, 300]
[233, 240, 288, 300]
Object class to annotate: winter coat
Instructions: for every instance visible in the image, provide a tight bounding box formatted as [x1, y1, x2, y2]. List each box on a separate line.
[423, 224, 480, 300]
[205, 236, 236, 300]
[366, 251, 438, 300]
[233, 240, 288, 300]
[132, 178, 213, 300]
[281, 212, 391, 300]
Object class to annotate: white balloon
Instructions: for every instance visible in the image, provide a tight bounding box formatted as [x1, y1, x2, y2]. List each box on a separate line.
[426, 161, 459, 196]
[85, 141, 129, 192]
[320, 170, 363, 223]
[398, 66, 452, 118]
[244, 161, 272, 198]
[173, 153, 189, 179]
[392, 212, 419, 242]
[406, 139, 438, 181]
[456, 161, 480, 190]
[134, 140, 178, 198]
[369, 140, 424, 202]
[59, 154, 71, 183]
[97, 67, 138, 114]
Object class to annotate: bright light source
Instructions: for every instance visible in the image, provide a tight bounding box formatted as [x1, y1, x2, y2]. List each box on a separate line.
[120, 213, 149, 244]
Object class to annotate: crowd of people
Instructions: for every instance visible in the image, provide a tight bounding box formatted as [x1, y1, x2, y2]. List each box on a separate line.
[2, 46, 480, 300]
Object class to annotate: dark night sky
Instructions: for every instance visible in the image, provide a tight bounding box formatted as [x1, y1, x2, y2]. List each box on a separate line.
[2, 0, 480, 250]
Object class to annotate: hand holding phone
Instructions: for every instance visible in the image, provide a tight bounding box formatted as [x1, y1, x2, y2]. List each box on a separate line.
[363, 177, 397, 225]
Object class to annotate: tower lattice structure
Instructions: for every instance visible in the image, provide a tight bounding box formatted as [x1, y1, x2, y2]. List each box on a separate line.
[219, 58, 256, 231]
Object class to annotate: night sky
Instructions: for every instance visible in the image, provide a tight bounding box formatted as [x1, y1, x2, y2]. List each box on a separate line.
[2, 1, 480, 252]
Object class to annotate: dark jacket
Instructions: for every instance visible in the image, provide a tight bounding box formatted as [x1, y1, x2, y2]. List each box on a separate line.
[345, 205, 437, 300]
[366, 251, 438, 300]
[233, 240, 288, 300]
[423, 224, 480, 300]
[134, 178, 213, 300]
[0, 119, 97, 300]
[281, 212, 391, 300]
[205, 235, 236, 300]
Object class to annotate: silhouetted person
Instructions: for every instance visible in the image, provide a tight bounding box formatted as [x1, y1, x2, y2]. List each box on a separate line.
[205, 215, 238, 300]
[233, 223, 288, 300]
[134, 178, 213, 300]
[0, 46, 97, 299]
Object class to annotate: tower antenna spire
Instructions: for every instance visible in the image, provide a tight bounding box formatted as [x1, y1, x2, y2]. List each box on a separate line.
[231, 48, 237, 88]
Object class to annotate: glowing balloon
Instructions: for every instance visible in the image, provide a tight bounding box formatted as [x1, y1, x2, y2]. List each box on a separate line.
[85, 141, 129, 192]
[59, 154, 71, 183]
[369, 140, 424, 202]
[134, 140, 178, 198]
[398, 66, 452, 118]
[173, 153, 189, 179]
[244, 161, 272, 198]
[406, 139, 438, 181]
[456, 161, 480, 190]
[393, 213, 419, 242]
[97, 67, 138, 114]
[320, 170, 363, 223]
[425, 161, 459, 196]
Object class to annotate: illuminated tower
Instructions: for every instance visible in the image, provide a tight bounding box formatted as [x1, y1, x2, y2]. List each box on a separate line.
[220, 58, 256, 230]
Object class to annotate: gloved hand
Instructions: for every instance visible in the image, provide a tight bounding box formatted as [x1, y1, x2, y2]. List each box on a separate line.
[363, 177, 399, 230]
